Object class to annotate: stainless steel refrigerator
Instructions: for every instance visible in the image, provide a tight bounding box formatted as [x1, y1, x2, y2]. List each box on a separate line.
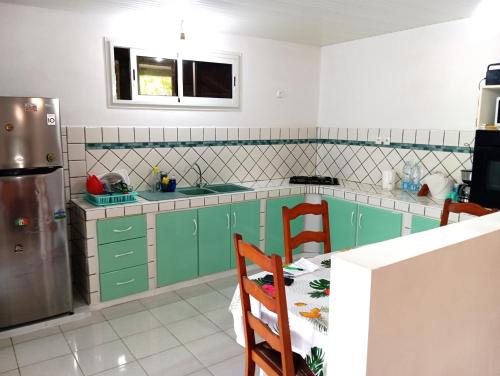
[0, 97, 73, 329]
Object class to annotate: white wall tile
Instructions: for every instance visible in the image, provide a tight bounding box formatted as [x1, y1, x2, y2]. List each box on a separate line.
[203, 128, 215, 141]
[443, 130, 459, 146]
[85, 127, 102, 143]
[134, 127, 149, 142]
[149, 128, 164, 142]
[68, 143, 86, 161]
[289, 128, 299, 139]
[271, 128, 280, 140]
[70, 177, 86, 194]
[379, 128, 390, 142]
[102, 127, 118, 143]
[238, 128, 250, 140]
[67, 127, 85, 143]
[367, 128, 379, 142]
[347, 128, 357, 141]
[178, 128, 191, 141]
[329, 128, 338, 140]
[125, 205, 142, 216]
[298, 128, 308, 139]
[338, 128, 348, 140]
[403, 129, 416, 144]
[357, 128, 368, 141]
[307, 127, 316, 138]
[429, 130, 444, 146]
[260, 128, 271, 140]
[164, 128, 178, 142]
[459, 130, 475, 147]
[320, 128, 329, 139]
[390, 129, 403, 143]
[119, 127, 134, 143]
[249, 128, 260, 140]
[227, 128, 238, 140]
[216, 128, 227, 141]
[415, 130, 430, 144]
[191, 128, 203, 141]
[280, 127, 290, 140]
[69, 161, 87, 177]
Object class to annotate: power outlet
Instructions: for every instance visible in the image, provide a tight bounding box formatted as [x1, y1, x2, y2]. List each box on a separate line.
[383, 137, 391, 145]
[375, 137, 382, 145]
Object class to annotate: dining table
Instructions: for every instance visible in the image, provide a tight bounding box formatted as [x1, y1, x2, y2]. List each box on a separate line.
[229, 252, 332, 376]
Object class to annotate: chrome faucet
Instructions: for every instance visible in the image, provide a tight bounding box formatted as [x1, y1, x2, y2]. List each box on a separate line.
[189, 162, 205, 187]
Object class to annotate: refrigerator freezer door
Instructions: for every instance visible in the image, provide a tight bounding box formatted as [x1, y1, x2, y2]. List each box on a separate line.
[0, 97, 63, 170]
[0, 168, 72, 329]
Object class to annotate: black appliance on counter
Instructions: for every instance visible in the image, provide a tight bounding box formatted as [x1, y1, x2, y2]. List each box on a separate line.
[470, 130, 500, 209]
[289, 176, 339, 185]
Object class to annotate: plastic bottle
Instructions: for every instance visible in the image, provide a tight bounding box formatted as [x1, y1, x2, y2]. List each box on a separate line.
[150, 166, 159, 192]
[402, 161, 413, 191]
[410, 163, 421, 192]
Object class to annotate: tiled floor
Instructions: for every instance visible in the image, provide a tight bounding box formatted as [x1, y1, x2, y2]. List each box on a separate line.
[0, 275, 254, 376]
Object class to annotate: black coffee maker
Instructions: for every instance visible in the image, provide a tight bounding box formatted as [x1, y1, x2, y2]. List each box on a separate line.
[458, 169, 472, 203]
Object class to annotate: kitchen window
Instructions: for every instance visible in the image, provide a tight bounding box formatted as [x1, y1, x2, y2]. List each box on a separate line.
[108, 40, 240, 108]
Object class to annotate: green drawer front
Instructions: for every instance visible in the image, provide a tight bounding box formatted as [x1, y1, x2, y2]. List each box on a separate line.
[100, 264, 148, 302]
[97, 215, 146, 244]
[98, 237, 147, 274]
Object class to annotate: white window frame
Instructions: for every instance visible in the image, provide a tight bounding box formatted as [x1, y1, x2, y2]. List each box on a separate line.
[106, 39, 240, 109]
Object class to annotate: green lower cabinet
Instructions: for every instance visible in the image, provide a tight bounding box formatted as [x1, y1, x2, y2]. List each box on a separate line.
[323, 196, 358, 251]
[156, 209, 199, 287]
[198, 205, 231, 276]
[98, 237, 147, 274]
[357, 205, 403, 246]
[97, 215, 146, 245]
[265, 195, 304, 256]
[411, 215, 440, 234]
[230, 200, 261, 268]
[100, 264, 148, 302]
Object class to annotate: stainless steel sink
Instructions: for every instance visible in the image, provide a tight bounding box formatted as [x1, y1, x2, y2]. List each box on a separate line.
[177, 187, 216, 196]
[204, 183, 252, 193]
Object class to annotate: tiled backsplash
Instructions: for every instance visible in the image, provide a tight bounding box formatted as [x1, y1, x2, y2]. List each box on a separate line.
[62, 126, 475, 199]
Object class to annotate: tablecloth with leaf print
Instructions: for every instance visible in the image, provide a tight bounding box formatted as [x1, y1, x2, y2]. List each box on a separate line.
[229, 253, 332, 376]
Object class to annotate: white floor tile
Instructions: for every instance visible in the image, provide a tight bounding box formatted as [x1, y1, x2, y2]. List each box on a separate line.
[74, 340, 133, 376]
[139, 346, 204, 376]
[150, 301, 199, 326]
[207, 276, 237, 291]
[208, 354, 246, 376]
[14, 334, 71, 367]
[64, 322, 118, 352]
[0, 338, 12, 350]
[175, 284, 215, 300]
[224, 329, 237, 340]
[101, 301, 145, 320]
[19, 354, 83, 376]
[122, 327, 179, 359]
[60, 311, 106, 332]
[11, 326, 61, 345]
[0, 346, 17, 373]
[94, 362, 147, 376]
[185, 333, 243, 367]
[186, 292, 230, 313]
[1, 369, 20, 376]
[166, 315, 220, 344]
[186, 370, 212, 376]
[203, 307, 234, 331]
[218, 287, 237, 299]
[109, 311, 161, 338]
[139, 292, 182, 310]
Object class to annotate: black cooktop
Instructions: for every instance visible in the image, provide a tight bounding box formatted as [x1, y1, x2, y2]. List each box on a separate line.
[289, 176, 339, 185]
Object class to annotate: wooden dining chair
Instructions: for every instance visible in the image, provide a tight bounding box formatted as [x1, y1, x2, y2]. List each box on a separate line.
[440, 198, 498, 226]
[282, 200, 331, 265]
[233, 233, 315, 376]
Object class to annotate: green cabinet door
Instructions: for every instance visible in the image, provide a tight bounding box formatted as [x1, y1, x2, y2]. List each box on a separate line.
[198, 205, 231, 276]
[411, 215, 440, 234]
[357, 205, 403, 246]
[230, 200, 261, 268]
[323, 197, 358, 251]
[265, 196, 304, 257]
[156, 209, 198, 286]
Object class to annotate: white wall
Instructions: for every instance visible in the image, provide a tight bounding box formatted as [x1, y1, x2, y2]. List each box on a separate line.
[318, 18, 500, 131]
[0, 2, 320, 128]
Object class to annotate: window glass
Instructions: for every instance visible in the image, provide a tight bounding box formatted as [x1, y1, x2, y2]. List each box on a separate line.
[137, 56, 178, 96]
[114, 47, 132, 100]
[183, 60, 232, 98]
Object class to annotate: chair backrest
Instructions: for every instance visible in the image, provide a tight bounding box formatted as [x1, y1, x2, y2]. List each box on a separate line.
[440, 198, 498, 226]
[233, 233, 295, 376]
[282, 200, 331, 265]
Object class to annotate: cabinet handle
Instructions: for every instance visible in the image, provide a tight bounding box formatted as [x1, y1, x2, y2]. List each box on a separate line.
[193, 219, 198, 236]
[351, 211, 355, 226]
[113, 226, 133, 233]
[358, 213, 363, 229]
[226, 213, 230, 229]
[233, 212, 237, 228]
[116, 278, 135, 286]
[114, 251, 134, 258]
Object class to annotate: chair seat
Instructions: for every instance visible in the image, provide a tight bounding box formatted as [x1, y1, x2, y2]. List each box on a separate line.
[254, 342, 315, 376]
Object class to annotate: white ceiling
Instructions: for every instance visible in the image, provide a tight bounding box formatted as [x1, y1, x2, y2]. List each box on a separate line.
[0, 0, 481, 45]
